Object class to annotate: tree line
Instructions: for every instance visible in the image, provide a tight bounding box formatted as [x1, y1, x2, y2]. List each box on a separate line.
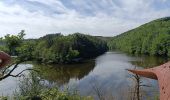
[108, 17, 170, 57]
[1, 17, 170, 64]
[0, 32, 108, 64]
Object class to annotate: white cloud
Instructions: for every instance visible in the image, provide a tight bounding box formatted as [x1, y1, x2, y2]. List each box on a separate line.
[0, 0, 169, 38]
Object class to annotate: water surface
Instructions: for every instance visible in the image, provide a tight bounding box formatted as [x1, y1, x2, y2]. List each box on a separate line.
[0, 51, 168, 99]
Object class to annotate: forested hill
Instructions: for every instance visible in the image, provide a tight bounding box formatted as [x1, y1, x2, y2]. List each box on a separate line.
[31, 33, 108, 64]
[0, 32, 108, 64]
[95, 36, 112, 42]
[108, 17, 170, 57]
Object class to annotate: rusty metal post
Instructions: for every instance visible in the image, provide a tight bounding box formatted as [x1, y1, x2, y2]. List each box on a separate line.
[0, 51, 11, 68]
[128, 61, 170, 100]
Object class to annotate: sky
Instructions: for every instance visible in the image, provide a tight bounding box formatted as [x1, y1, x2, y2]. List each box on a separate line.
[0, 0, 170, 38]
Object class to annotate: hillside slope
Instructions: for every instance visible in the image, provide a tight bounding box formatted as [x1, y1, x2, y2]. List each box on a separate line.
[108, 17, 170, 57]
[33, 33, 108, 63]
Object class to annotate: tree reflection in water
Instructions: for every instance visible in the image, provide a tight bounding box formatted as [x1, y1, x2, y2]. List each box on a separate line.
[33, 60, 95, 86]
[131, 55, 169, 68]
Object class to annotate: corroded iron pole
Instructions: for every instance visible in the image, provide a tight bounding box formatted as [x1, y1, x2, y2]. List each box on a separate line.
[128, 61, 170, 100]
[0, 51, 11, 68]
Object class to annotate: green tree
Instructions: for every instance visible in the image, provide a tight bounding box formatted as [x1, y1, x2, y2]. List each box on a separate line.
[108, 17, 170, 57]
[16, 41, 35, 61]
[33, 33, 108, 64]
[4, 30, 25, 55]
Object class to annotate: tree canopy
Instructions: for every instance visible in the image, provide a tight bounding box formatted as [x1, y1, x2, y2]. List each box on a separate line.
[0, 31, 108, 64]
[108, 17, 170, 57]
[33, 33, 108, 64]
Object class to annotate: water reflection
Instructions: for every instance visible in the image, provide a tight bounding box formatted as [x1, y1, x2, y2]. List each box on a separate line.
[33, 60, 95, 86]
[0, 52, 168, 100]
[33, 52, 162, 100]
[131, 55, 169, 68]
[76, 52, 159, 100]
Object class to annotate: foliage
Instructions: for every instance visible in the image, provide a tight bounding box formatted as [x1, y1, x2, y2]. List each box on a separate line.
[13, 72, 93, 100]
[14, 72, 43, 99]
[1, 31, 108, 64]
[0, 46, 8, 53]
[0, 38, 8, 52]
[16, 41, 35, 61]
[33, 33, 108, 64]
[4, 30, 25, 55]
[0, 96, 8, 100]
[108, 17, 170, 57]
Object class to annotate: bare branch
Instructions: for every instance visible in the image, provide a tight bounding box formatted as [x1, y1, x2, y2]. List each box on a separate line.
[2, 62, 18, 74]
[9, 68, 39, 78]
[0, 61, 27, 81]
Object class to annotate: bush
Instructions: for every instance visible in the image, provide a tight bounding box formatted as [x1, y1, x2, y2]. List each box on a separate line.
[13, 72, 93, 100]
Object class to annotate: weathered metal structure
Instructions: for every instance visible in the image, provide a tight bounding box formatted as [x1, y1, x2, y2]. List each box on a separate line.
[128, 61, 170, 100]
[0, 51, 11, 68]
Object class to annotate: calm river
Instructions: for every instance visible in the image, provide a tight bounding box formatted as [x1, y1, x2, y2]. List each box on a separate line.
[0, 51, 169, 100]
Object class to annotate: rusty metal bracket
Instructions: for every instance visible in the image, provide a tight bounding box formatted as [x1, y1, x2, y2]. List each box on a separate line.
[0, 51, 11, 68]
[128, 61, 170, 100]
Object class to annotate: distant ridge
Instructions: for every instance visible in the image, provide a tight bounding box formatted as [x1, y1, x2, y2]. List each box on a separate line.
[108, 17, 170, 57]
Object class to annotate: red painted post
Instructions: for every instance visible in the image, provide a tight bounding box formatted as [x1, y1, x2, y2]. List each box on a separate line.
[0, 51, 11, 68]
[128, 61, 170, 100]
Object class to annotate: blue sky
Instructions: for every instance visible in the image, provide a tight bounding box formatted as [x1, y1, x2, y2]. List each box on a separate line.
[0, 0, 170, 38]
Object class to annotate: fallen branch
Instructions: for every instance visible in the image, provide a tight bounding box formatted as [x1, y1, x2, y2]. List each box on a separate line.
[0, 60, 37, 81]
